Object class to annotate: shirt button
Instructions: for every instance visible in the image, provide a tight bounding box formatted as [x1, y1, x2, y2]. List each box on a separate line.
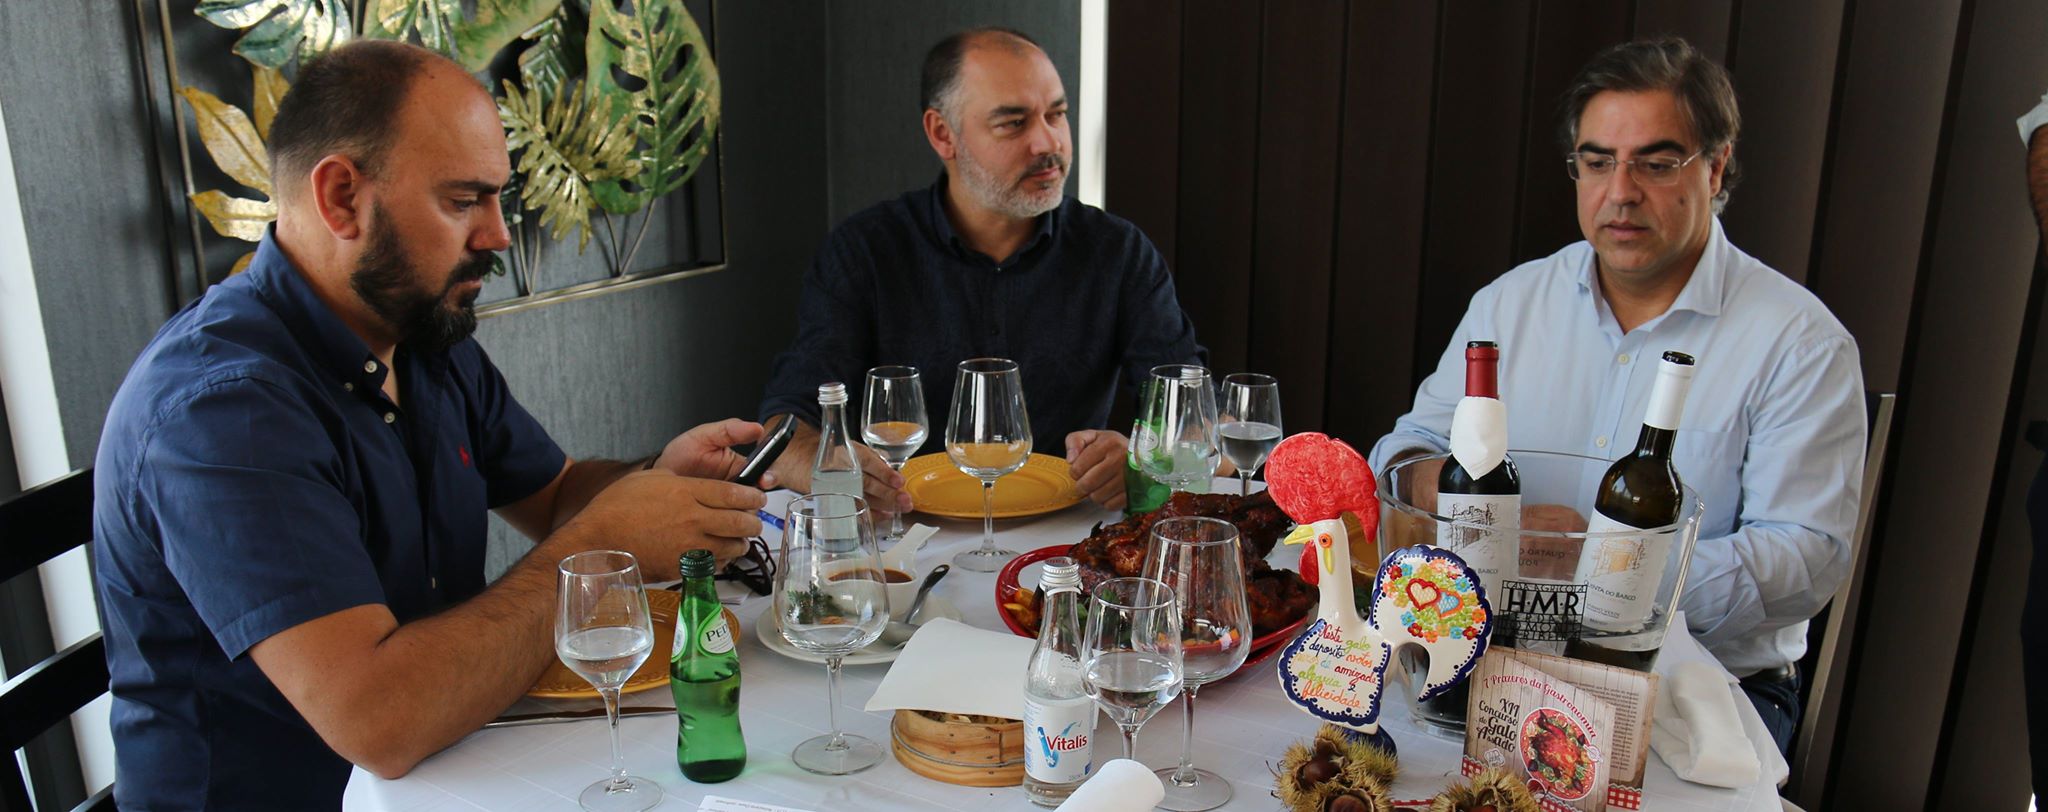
[383, 412, 396, 424]
[343, 382, 354, 392]
[1616, 353, 1630, 365]
[1595, 435, 1608, 448]
[430, 577, 438, 589]
[364, 360, 379, 373]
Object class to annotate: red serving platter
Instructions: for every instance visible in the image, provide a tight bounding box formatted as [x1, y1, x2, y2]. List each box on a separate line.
[994, 543, 1312, 672]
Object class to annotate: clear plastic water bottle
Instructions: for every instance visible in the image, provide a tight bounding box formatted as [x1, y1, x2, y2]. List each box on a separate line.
[1022, 557, 1097, 806]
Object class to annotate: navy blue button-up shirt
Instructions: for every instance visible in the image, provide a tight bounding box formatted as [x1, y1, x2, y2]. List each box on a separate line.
[759, 175, 1205, 450]
[93, 233, 566, 810]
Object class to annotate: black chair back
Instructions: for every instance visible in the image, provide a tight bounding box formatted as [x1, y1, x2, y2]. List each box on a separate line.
[0, 469, 115, 812]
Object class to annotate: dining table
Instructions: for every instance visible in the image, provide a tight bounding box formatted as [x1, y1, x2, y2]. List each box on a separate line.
[343, 477, 1787, 812]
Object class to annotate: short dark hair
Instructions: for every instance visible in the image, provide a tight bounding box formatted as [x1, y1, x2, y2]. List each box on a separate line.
[267, 39, 438, 196]
[1557, 37, 1742, 210]
[920, 27, 1042, 122]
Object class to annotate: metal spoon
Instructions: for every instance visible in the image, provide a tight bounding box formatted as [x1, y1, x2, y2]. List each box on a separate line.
[876, 564, 950, 648]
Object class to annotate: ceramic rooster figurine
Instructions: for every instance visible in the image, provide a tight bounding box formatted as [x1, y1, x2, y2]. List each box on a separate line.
[1266, 433, 1494, 737]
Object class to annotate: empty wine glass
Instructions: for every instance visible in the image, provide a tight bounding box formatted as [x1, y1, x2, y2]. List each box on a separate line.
[945, 358, 1032, 572]
[1082, 577, 1184, 761]
[774, 494, 890, 774]
[1144, 518, 1251, 811]
[1135, 365, 1219, 493]
[556, 551, 661, 812]
[1219, 373, 1283, 496]
[862, 365, 928, 543]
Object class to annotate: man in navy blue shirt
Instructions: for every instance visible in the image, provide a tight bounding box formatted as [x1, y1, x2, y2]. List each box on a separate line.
[760, 28, 1205, 511]
[93, 41, 770, 810]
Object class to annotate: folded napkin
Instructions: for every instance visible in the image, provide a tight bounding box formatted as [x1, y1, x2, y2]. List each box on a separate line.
[1055, 759, 1164, 812]
[1650, 612, 1787, 788]
[864, 618, 1034, 719]
[1448, 396, 1508, 479]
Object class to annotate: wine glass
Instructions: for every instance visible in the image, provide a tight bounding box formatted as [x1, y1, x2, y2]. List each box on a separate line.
[1082, 577, 1184, 761]
[862, 365, 928, 543]
[1135, 365, 1219, 493]
[945, 357, 1032, 572]
[774, 493, 890, 774]
[1219, 373, 1283, 496]
[555, 551, 661, 812]
[1143, 517, 1251, 811]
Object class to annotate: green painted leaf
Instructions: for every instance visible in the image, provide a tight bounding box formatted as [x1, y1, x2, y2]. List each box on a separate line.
[195, 0, 353, 70]
[585, 0, 720, 215]
[516, 7, 581, 100]
[497, 78, 639, 251]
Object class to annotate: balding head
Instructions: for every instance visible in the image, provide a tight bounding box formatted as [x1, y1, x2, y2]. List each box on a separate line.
[921, 27, 1044, 127]
[267, 39, 483, 201]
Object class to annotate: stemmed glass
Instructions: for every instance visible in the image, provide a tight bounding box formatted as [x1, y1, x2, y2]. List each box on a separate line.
[1219, 373, 1283, 496]
[862, 365, 928, 543]
[555, 551, 661, 812]
[1135, 365, 1219, 493]
[1081, 577, 1184, 761]
[774, 494, 890, 774]
[945, 357, 1032, 572]
[1144, 518, 1252, 811]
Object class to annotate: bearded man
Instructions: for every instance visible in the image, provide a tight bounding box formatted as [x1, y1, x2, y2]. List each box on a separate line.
[758, 27, 1206, 513]
[93, 40, 772, 809]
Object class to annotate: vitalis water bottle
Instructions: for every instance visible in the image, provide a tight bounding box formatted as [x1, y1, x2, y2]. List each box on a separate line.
[1022, 557, 1097, 806]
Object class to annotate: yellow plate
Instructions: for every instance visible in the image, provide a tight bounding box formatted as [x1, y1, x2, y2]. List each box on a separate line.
[527, 590, 740, 699]
[902, 453, 1086, 520]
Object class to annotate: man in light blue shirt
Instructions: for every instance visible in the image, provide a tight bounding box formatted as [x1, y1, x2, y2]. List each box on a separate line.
[1371, 38, 1865, 754]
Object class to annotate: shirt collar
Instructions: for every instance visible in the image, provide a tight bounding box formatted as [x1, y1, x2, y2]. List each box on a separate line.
[1575, 216, 1732, 320]
[920, 172, 1061, 267]
[244, 226, 395, 392]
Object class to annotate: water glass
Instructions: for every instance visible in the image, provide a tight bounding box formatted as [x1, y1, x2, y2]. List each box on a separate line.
[862, 365, 928, 543]
[556, 551, 660, 812]
[1135, 365, 1218, 493]
[774, 494, 890, 774]
[945, 357, 1032, 571]
[1082, 577, 1184, 761]
[1143, 517, 1250, 810]
[1219, 373, 1283, 496]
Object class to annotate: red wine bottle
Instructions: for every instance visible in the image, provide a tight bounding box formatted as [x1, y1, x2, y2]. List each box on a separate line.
[1437, 340, 1520, 599]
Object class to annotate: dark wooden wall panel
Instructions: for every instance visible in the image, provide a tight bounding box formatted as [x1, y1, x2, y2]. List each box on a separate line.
[1171, 1, 1261, 375]
[1718, 0, 1844, 284]
[1105, 0, 1182, 269]
[1248, 0, 1345, 432]
[1805, 0, 1963, 393]
[1326, 0, 1439, 449]
[1511, 2, 1632, 265]
[1630, 0, 1733, 62]
[1415, 4, 1533, 376]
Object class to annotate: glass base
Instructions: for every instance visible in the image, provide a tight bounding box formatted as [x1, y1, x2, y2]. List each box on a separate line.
[1154, 766, 1232, 811]
[952, 545, 1018, 572]
[577, 775, 661, 812]
[793, 732, 885, 775]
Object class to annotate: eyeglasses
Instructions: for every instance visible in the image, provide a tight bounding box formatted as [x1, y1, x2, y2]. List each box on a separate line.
[716, 537, 777, 596]
[1565, 149, 1707, 186]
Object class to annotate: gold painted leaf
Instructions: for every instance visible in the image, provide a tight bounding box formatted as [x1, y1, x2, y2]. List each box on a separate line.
[190, 190, 277, 242]
[230, 252, 257, 276]
[252, 66, 289, 141]
[178, 85, 272, 198]
[497, 79, 639, 251]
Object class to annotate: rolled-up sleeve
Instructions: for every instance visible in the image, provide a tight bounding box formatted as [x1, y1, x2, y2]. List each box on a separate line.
[1679, 335, 1865, 652]
[2017, 88, 2048, 144]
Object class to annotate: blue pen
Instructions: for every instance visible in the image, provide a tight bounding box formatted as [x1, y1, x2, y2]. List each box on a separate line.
[757, 509, 785, 531]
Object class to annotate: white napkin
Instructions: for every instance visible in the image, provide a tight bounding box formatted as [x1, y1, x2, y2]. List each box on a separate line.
[1650, 612, 1787, 788]
[1448, 396, 1508, 479]
[864, 618, 1034, 719]
[1054, 759, 1164, 812]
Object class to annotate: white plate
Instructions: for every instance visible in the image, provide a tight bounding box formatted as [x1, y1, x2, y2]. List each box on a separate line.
[753, 596, 962, 666]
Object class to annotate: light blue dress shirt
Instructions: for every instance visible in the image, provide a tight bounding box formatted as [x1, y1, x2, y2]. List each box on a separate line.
[1370, 218, 1866, 676]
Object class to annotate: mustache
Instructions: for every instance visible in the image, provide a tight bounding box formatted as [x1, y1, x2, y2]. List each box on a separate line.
[1021, 154, 1067, 180]
[449, 254, 492, 287]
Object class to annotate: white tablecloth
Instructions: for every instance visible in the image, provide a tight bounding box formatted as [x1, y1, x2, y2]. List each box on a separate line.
[343, 481, 1783, 812]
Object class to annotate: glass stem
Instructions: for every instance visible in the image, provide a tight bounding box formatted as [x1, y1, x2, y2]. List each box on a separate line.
[889, 467, 907, 539]
[980, 479, 996, 552]
[825, 655, 846, 749]
[1237, 470, 1251, 497]
[601, 686, 628, 788]
[1171, 683, 1201, 785]
[1120, 723, 1140, 760]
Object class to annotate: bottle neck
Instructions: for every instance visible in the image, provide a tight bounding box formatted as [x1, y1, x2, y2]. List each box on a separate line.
[1464, 357, 1499, 398]
[1632, 424, 1675, 459]
[679, 569, 720, 605]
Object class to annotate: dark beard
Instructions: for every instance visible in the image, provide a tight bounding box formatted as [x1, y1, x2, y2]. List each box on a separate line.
[349, 212, 490, 353]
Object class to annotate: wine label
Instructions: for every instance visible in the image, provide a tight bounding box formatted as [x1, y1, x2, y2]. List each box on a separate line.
[1436, 492, 1520, 599]
[1574, 513, 1674, 633]
[1022, 695, 1096, 783]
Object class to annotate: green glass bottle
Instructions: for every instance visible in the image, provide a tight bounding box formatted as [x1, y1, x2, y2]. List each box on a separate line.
[672, 550, 746, 782]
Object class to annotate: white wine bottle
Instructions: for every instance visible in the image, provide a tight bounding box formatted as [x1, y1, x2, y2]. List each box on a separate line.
[1574, 351, 1697, 639]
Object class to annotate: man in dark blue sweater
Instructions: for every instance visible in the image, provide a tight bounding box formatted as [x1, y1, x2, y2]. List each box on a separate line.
[760, 28, 1205, 513]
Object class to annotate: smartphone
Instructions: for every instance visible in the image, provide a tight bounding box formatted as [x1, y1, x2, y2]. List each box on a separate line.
[732, 414, 796, 488]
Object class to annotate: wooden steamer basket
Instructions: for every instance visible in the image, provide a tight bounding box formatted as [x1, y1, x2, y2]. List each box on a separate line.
[890, 709, 1025, 786]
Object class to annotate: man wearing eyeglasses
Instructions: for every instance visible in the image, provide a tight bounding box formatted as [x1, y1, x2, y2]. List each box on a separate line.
[1371, 38, 1866, 756]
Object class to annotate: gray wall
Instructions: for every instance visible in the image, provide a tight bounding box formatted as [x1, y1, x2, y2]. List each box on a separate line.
[0, 2, 1082, 577]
